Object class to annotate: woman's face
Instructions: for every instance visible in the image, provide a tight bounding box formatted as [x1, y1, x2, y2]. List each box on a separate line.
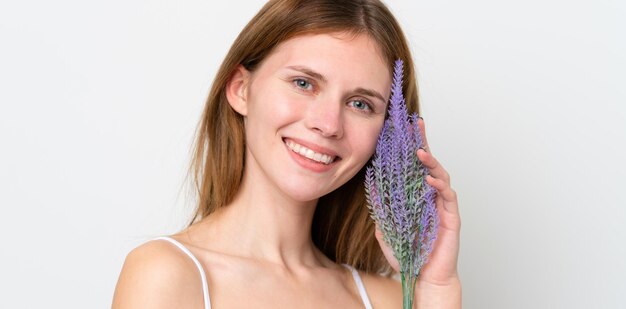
[233, 32, 391, 202]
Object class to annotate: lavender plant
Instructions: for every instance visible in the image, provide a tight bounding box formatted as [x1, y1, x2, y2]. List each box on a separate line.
[364, 59, 439, 309]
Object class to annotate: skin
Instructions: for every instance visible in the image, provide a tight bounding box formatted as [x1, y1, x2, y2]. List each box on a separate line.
[112, 32, 461, 308]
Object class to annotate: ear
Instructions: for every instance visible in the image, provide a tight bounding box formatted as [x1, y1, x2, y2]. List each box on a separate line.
[225, 65, 251, 116]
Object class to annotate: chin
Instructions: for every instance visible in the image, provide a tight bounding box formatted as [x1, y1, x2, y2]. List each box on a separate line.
[279, 182, 335, 204]
[283, 189, 327, 203]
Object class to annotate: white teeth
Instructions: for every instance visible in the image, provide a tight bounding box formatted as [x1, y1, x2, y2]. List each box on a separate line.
[285, 140, 335, 165]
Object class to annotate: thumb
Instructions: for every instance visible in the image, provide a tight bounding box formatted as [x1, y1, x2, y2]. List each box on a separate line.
[375, 224, 400, 272]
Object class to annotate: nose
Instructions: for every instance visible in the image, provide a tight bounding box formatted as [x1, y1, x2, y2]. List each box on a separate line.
[304, 98, 344, 139]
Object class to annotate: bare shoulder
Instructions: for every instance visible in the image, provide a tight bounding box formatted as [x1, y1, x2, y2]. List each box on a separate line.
[111, 238, 205, 309]
[359, 271, 403, 309]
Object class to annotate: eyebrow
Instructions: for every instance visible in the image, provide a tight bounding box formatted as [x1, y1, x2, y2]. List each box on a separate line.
[353, 87, 386, 105]
[285, 65, 387, 104]
[286, 65, 327, 83]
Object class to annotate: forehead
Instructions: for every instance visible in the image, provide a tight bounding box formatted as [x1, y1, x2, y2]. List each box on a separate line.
[256, 32, 392, 94]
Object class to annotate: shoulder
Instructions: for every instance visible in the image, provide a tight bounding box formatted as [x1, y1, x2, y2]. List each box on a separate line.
[111, 238, 205, 309]
[360, 271, 404, 309]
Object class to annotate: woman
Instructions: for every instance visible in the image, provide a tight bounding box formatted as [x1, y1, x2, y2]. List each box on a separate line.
[112, 0, 461, 308]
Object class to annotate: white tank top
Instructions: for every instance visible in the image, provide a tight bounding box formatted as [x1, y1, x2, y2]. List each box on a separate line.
[154, 236, 373, 309]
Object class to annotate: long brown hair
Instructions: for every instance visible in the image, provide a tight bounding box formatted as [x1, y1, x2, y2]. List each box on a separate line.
[187, 0, 420, 277]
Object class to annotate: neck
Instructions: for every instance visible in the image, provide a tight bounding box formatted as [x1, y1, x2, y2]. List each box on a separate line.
[203, 163, 324, 269]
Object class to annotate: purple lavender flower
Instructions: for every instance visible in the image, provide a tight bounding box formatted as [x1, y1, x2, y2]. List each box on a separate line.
[364, 59, 439, 309]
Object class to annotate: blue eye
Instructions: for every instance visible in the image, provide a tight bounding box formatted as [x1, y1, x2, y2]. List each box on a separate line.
[349, 99, 372, 112]
[293, 78, 313, 91]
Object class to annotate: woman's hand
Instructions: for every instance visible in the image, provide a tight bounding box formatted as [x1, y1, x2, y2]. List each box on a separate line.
[374, 117, 461, 307]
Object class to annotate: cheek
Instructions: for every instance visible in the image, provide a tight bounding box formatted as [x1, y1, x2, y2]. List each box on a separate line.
[249, 88, 304, 127]
[348, 118, 385, 160]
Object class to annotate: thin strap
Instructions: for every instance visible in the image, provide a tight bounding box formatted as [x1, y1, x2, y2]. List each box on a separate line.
[154, 237, 211, 309]
[342, 264, 373, 309]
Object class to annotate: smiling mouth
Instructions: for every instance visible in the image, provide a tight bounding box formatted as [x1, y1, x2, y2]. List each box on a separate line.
[283, 139, 341, 165]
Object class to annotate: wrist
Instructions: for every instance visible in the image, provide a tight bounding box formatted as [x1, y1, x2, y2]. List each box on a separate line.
[414, 277, 462, 309]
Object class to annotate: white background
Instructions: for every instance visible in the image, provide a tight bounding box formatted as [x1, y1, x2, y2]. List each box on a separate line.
[1, 0, 624, 308]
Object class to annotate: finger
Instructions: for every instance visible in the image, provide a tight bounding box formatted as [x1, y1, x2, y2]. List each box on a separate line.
[417, 117, 430, 152]
[374, 224, 400, 271]
[418, 149, 450, 184]
[426, 175, 458, 213]
[374, 224, 383, 240]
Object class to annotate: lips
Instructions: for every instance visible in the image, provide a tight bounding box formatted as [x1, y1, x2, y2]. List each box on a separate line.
[282, 137, 342, 165]
[286, 140, 335, 164]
